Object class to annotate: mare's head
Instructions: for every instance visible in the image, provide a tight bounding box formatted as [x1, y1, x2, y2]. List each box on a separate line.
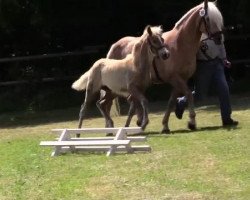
[199, 1, 224, 43]
[174, 0, 224, 44]
[143, 25, 170, 60]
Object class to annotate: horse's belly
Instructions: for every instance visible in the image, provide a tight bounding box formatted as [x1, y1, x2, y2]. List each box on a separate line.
[101, 71, 130, 97]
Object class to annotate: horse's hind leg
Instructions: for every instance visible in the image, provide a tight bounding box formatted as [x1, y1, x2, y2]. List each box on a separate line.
[77, 86, 95, 137]
[185, 89, 196, 130]
[98, 90, 114, 128]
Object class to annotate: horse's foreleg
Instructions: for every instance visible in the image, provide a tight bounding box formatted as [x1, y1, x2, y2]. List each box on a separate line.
[185, 90, 196, 130]
[171, 77, 197, 131]
[140, 98, 149, 130]
[162, 93, 176, 134]
[96, 99, 114, 128]
[128, 87, 149, 130]
[125, 101, 136, 127]
[125, 94, 144, 127]
[98, 90, 114, 128]
[135, 101, 144, 127]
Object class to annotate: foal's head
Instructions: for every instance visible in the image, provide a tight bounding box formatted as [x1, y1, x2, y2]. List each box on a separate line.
[144, 25, 170, 60]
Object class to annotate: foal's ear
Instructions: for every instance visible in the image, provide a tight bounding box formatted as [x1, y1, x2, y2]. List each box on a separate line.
[146, 26, 152, 36]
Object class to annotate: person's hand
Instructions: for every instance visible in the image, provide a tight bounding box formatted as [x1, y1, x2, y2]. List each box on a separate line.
[223, 59, 231, 68]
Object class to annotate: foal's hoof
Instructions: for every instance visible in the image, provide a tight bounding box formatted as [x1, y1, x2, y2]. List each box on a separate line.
[188, 122, 196, 130]
[140, 120, 149, 131]
[136, 120, 142, 127]
[161, 128, 171, 134]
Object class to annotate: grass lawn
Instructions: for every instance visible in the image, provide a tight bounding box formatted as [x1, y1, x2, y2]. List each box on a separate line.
[0, 95, 250, 200]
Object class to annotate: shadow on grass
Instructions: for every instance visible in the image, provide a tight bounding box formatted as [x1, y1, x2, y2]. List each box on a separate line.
[170, 125, 240, 134]
[140, 125, 240, 137]
[1, 94, 248, 129]
[0, 106, 102, 128]
[131, 131, 163, 137]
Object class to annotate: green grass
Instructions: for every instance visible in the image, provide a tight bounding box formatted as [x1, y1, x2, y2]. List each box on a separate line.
[0, 96, 250, 200]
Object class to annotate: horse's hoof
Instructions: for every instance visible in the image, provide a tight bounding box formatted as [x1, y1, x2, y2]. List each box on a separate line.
[188, 122, 196, 130]
[141, 125, 146, 131]
[161, 128, 171, 134]
[141, 120, 149, 130]
[136, 120, 142, 127]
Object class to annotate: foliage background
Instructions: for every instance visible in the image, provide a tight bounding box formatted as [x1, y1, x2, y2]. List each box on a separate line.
[0, 0, 250, 112]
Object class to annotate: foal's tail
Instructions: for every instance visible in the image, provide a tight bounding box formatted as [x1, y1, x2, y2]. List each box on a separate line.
[72, 70, 89, 91]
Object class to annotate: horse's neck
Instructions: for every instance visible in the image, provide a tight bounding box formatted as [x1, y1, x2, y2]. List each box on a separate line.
[132, 38, 152, 84]
[176, 10, 202, 50]
[133, 39, 153, 72]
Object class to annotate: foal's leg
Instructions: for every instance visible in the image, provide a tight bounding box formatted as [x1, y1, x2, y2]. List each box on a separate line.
[97, 90, 114, 128]
[125, 100, 136, 127]
[140, 97, 149, 130]
[128, 87, 149, 130]
[78, 90, 90, 129]
[97, 90, 115, 136]
[134, 100, 144, 127]
[162, 90, 178, 133]
[125, 100, 144, 127]
[77, 85, 95, 137]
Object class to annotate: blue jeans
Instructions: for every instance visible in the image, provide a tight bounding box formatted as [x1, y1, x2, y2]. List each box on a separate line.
[181, 58, 232, 122]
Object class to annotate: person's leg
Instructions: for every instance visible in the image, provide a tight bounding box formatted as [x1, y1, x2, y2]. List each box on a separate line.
[193, 62, 213, 102]
[213, 60, 238, 126]
[175, 61, 212, 119]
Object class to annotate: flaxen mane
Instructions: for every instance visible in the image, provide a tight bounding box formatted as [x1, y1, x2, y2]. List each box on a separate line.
[132, 25, 163, 56]
[175, 2, 223, 29]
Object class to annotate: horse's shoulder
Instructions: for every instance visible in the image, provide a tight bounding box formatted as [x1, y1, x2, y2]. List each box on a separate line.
[163, 30, 178, 43]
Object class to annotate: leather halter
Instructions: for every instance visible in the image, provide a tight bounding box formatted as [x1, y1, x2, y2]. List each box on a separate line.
[147, 38, 167, 54]
[152, 57, 164, 83]
[200, 9, 223, 44]
[147, 38, 167, 83]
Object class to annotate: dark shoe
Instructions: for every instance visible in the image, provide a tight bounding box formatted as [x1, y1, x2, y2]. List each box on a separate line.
[175, 98, 186, 119]
[223, 119, 238, 127]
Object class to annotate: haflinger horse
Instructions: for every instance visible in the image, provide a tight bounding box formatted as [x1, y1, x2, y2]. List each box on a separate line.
[100, 0, 224, 133]
[72, 25, 169, 132]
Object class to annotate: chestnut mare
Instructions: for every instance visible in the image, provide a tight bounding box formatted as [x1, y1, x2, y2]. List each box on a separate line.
[101, 1, 224, 133]
[72, 25, 169, 131]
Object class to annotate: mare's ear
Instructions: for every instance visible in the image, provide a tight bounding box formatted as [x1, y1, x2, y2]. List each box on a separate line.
[204, 0, 208, 14]
[147, 26, 152, 36]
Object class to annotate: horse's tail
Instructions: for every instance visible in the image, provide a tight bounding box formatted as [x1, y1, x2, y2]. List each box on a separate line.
[72, 70, 89, 91]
